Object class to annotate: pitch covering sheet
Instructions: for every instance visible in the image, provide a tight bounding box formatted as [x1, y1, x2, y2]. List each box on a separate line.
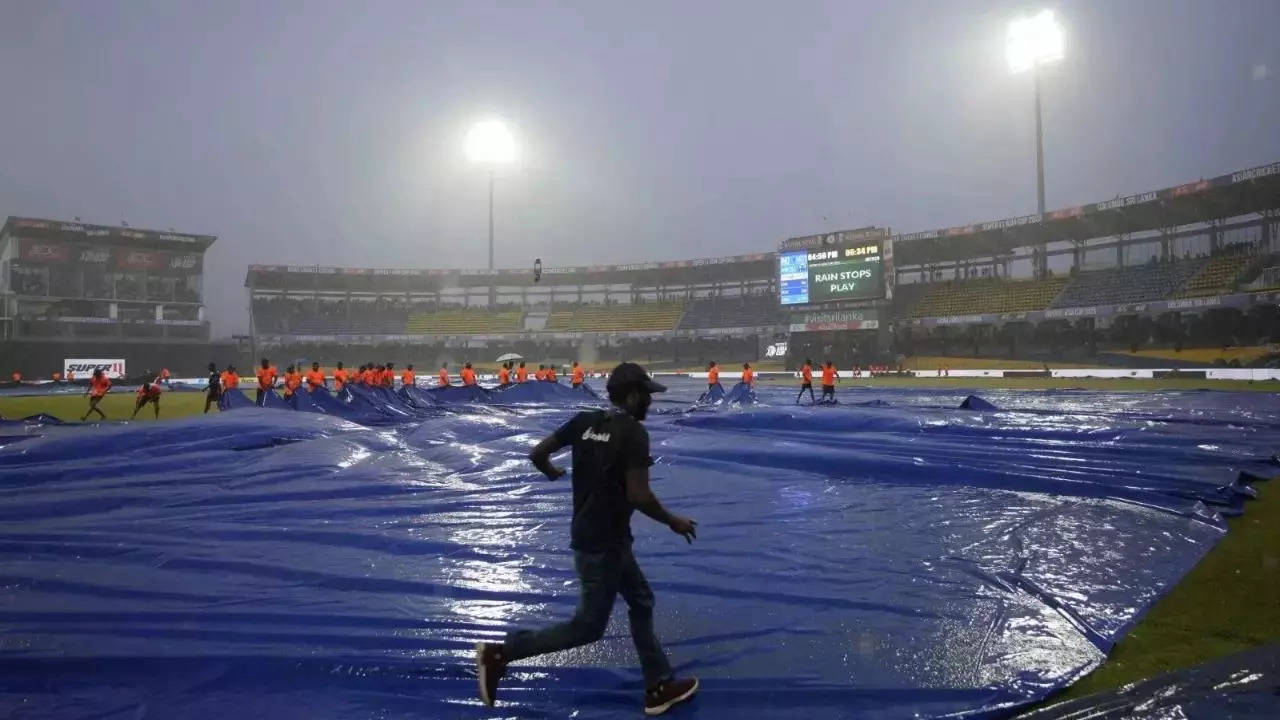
[0, 379, 1274, 719]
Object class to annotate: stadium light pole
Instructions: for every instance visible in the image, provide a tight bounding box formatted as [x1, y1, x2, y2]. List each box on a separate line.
[1007, 9, 1063, 218]
[465, 119, 516, 269]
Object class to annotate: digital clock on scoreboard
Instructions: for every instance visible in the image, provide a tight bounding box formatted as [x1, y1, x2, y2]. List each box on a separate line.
[778, 242, 884, 305]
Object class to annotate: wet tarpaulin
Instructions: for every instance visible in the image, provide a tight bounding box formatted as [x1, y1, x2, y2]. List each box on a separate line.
[0, 381, 1275, 719]
[1016, 643, 1280, 719]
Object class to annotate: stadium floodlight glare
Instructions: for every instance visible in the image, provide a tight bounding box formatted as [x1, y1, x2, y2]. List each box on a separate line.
[465, 118, 516, 270]
[1007, 10, 1063, 73]
[1006, 8, 1064, 267]
[465, 119, 515, 165]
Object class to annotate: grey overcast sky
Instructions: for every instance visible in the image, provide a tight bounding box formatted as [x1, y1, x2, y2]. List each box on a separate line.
[2, 0, 1277, 335]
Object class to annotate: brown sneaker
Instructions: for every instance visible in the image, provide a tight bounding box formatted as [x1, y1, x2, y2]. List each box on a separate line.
[644, 676, 698, 716]
[475, 642, 507, 707]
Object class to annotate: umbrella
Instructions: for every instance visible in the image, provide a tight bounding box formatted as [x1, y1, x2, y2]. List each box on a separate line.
[495, 353, 523, 363]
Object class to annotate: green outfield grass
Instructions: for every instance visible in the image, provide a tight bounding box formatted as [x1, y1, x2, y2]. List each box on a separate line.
[0, 391, 213, 422]
[1, 380, 1275, 705]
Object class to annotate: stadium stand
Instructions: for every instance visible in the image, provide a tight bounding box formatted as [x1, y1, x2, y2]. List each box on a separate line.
[677, 294, 782, 329]
[407, 308, 522, 333]
[1051, 259, 1207, 308]
[909, 277, 1068, 318]
[1177, 250, 1256, 298]
[544, 301, 685, 332]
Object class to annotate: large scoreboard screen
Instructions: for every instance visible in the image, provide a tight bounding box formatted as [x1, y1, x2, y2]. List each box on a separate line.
[779, 240, 884, 305]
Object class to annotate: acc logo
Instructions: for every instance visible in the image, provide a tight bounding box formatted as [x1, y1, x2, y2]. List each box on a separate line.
[764, 343, 788, 358]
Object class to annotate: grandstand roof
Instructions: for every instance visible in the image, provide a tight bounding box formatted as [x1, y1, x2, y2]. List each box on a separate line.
[894, 161, 1279, 266]
[246, 252, 775, 289]
[2, 216, 216, 251]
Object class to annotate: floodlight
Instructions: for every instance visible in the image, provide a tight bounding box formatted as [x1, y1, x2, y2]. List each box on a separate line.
[1007, 10, 1064, 73]
[465, 119, 515, 165]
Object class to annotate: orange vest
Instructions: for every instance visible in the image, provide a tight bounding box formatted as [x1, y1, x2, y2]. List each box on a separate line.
[402, 370, 415, 386]
[708, 367, 719, 384]
[742, 367, 753, 384]
[305, 370, 325, 390]
[517, 367, 528, 382]
[256, 366, 277, 390]
[547, 368, 557, 382]
[333, 369, 348, 389]
[438, 369, 450, 387]
[461, 368, 476, 385]
[822, 366, 836, 385]
[572, 366, 584, 384]
[498, 367, 510, 384]
[90, 376, 111, 397]
[801, 365, 812, 383]
[221, 371, 239, 389]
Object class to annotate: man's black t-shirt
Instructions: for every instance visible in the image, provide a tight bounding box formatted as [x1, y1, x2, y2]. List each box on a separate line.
[207, 371, 221, 394]
[553, 407, 652, 552]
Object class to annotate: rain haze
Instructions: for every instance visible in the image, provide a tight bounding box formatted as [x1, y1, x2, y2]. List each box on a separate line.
[1, 0, 1277, 336]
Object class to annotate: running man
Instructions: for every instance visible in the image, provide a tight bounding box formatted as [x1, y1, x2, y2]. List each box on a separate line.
[131, 378, 163, 420]
[517, 361, 529, 383]
[706, 361, 721, 393]
[305, 362, 326, 393]
[333, 362, 348, 391]
[741, 362, 754, 387]
[475, 362, 699, 715]
[81, 368, 111, 421]
[438, 363, 451, 387]
[796, 358, 815, 405]
[460, 362, 477, 386]
[255, 358, 278, 407]
[402, 364, 416, 388]
[203, 362, 222, 414]
[498, 363, 511, 386]
[820, 360, 838, 403]
[571, 361, 585, 388]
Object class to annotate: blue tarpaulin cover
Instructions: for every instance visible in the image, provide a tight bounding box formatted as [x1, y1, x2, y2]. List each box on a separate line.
[1017, 643, 1280, 719]
[0, 381, 1274, 719]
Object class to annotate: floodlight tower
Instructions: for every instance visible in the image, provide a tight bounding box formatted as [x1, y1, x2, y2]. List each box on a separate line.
[1008, 9, 1064, 278]
[465, 119, 516, 270]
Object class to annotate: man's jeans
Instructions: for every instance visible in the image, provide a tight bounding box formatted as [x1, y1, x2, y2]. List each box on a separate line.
[504, 545, 672, 687]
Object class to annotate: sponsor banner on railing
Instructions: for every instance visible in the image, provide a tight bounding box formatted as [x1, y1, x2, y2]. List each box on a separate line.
[64, 358, 126, 379]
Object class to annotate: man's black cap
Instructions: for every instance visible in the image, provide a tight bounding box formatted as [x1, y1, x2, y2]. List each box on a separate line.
[606, 362, 666, 394]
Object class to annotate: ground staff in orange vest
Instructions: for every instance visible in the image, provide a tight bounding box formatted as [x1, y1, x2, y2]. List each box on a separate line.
[81, 368, 111, 421]
[571, 362, 584, 388]
[820, 361, 838, 403]
[132, 378, 163, 420]
[461, 362, 477, 386]
[517, 361, 528, 383]
[438, 363, 451, 387]
[333, 362, 348, 390]
[306, 362, 326, 392]
[796, 359, 815, 405]
[498, 363, 510, 385]
[283, 365, 302, 397]
[255, 358, 278, 407]
[402, 364, 416, 388]
[741, 363, 754, 387]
